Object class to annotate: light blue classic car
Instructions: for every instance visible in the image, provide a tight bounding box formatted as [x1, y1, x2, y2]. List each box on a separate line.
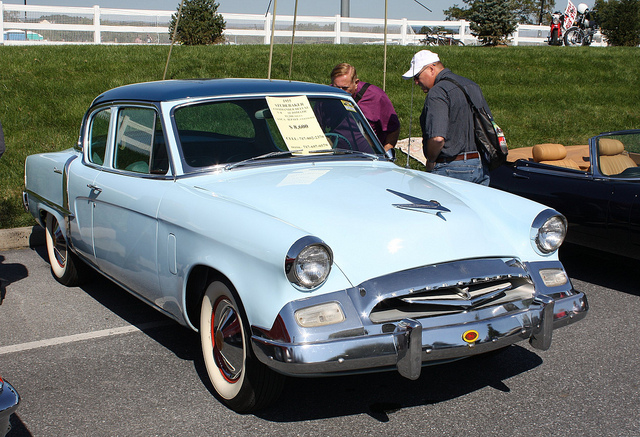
[23, 79, 588, 412]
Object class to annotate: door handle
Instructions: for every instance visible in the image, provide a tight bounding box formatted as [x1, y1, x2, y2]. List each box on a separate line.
[512, 173, 529, 180]
[87, 184, 102, 193]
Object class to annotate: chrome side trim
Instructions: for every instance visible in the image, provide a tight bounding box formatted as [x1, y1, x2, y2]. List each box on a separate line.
[23, 190, 73, 219]
[62, 154, 78, 214]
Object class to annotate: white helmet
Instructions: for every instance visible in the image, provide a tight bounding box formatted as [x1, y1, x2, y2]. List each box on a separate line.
[578, 3, 589, 14]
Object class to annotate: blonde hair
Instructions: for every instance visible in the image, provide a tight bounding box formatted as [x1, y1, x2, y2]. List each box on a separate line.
[330, 63, 357, 83]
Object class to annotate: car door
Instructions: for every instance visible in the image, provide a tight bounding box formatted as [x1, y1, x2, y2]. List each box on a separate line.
[90, 105, 173, 299]
[593, 131, 640, 258]
[67, 107, 112, 265]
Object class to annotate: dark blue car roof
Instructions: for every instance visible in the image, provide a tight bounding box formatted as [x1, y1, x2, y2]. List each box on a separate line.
[91, 78, 344, 106]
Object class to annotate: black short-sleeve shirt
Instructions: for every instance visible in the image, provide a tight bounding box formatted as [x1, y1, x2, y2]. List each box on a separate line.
[420, 68, 491, 159]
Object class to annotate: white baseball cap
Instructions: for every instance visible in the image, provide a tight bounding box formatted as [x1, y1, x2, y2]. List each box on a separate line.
[402, 50, 441, 79]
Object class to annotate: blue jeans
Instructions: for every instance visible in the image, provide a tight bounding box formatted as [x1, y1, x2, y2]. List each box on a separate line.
[432, 158, 490, 186]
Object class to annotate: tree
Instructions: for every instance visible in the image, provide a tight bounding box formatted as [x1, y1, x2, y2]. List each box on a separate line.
[514, 0, 556, 24]
[445, 0, 556, 24]
[168, 0, 226, 46]
[444, 3, 473, 20]
[595, 0, 640, 46]
[468, 0, 518, 45]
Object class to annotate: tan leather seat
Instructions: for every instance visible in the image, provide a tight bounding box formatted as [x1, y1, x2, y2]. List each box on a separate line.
[532, 143, 581, 170]
[598, 138, 636, 176]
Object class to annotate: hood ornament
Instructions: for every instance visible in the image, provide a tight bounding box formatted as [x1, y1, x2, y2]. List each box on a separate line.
[387, 189, 450, 220]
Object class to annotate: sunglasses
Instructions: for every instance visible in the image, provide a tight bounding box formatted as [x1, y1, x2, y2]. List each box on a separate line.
[413, 63, 434, 80]
[331, 84, 350, 91]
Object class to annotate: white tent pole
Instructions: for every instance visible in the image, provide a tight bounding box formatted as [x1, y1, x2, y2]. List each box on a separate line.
[288, 0, 299, 81]
[163, 0, 185, 80]
[268, 0, 278, 79]
[383, 0, 388, 92]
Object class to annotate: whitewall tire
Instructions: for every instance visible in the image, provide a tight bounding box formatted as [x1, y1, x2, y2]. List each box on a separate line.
[200, 279, 284, 412]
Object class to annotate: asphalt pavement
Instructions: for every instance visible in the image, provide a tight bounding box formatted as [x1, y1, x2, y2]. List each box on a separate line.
[0, 243, 639, 436]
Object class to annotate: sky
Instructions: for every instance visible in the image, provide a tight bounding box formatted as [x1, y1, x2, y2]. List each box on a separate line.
[1, 0, 597, 22]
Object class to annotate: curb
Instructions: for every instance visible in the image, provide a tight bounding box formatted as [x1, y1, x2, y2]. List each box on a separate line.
[0, 226, 46, 251]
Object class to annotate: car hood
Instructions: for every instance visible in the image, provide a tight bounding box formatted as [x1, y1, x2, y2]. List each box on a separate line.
[188, 161, 545, 287]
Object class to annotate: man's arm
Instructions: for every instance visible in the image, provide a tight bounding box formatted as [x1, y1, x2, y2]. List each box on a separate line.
[383, 128, 400, 151]
[423, 136, 445, 171]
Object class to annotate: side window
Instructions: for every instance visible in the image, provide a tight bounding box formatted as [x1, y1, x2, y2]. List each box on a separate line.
[88, 108, 111, 165]
[114, 107, 168, 175]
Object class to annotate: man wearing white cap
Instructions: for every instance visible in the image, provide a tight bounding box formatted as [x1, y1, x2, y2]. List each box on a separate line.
[402, 50, 491, 185]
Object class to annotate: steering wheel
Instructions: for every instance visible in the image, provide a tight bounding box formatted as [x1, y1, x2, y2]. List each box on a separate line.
[325, 132, 353, 150]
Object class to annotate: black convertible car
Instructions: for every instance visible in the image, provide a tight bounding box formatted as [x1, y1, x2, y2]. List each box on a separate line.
[491, 130, 640, 260]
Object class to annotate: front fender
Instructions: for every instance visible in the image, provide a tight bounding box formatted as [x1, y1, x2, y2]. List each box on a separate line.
[156, 184, 353, 331]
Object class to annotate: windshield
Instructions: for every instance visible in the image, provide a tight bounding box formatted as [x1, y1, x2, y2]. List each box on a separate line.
[596, 131, 640, 178]
[173, 96, 383, 172]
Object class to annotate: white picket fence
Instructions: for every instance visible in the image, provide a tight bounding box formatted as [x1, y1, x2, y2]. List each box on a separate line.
[0, 2, 605, 46]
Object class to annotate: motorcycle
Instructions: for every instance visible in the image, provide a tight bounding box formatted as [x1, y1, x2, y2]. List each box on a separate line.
[564, 3, 598, 46]
[547, 11, 565, 45]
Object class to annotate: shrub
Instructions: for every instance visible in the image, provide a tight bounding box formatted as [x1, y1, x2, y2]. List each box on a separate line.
[468, 0, 519, 45]
[168, 0, 226, 46]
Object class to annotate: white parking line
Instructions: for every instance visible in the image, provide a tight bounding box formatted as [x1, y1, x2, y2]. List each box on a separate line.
[0, 320, 173, 356]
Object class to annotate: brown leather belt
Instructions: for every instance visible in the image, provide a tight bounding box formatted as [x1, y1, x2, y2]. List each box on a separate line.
[435, 151, 479, 163]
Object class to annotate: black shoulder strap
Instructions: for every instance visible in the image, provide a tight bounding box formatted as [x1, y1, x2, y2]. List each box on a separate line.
[355, 82, 370, 103]
[439, 77, 477, 110]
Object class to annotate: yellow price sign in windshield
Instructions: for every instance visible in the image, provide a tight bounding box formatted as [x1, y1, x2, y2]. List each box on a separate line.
[266, 96, 331, 155]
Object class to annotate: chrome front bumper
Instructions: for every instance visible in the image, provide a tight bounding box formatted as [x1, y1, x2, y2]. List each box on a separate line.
[252, 291, 588, 380]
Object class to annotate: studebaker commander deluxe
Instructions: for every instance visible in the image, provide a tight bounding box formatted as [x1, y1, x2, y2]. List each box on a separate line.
[23, 79, 588, 412]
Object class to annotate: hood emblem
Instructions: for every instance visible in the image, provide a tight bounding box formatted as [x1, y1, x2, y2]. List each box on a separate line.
[387, 189, 451, 220]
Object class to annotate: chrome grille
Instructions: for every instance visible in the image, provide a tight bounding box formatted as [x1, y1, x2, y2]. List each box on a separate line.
[355, 258, 536, 324]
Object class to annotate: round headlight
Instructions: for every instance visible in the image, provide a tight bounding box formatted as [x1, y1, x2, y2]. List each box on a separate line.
[286, 237, 333, 290]
[531, 210, 567, 254]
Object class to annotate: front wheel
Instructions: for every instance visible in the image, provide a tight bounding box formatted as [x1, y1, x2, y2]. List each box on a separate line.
[563, 27, 584, 46]
[45, 213, 86, 286]
[549, 28, 560, 45]
[200, 279, 285, 412]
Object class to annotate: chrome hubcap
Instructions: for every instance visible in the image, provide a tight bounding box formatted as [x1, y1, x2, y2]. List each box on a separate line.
[52, 218, 67, 268]
[212, 299, 244, 382]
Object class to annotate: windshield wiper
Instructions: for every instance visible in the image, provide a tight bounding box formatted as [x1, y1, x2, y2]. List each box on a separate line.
[310, 148, 380, 160]
[224, 150, 302, 171]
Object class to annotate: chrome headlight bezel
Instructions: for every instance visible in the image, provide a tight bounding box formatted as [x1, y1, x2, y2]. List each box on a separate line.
[530, 209, 568, 255]
[285, 236, 333, 290]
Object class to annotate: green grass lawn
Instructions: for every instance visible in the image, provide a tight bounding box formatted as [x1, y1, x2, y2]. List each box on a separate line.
[1, 44, 639, 228]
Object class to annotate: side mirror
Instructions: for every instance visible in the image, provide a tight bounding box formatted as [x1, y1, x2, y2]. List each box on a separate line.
[385, 148, 396, 161]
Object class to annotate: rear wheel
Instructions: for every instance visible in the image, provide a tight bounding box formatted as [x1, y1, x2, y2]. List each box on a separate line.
[563, 27, 584, 46]
[200, 279, 285, 412]
[45, 214, 85, 286]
